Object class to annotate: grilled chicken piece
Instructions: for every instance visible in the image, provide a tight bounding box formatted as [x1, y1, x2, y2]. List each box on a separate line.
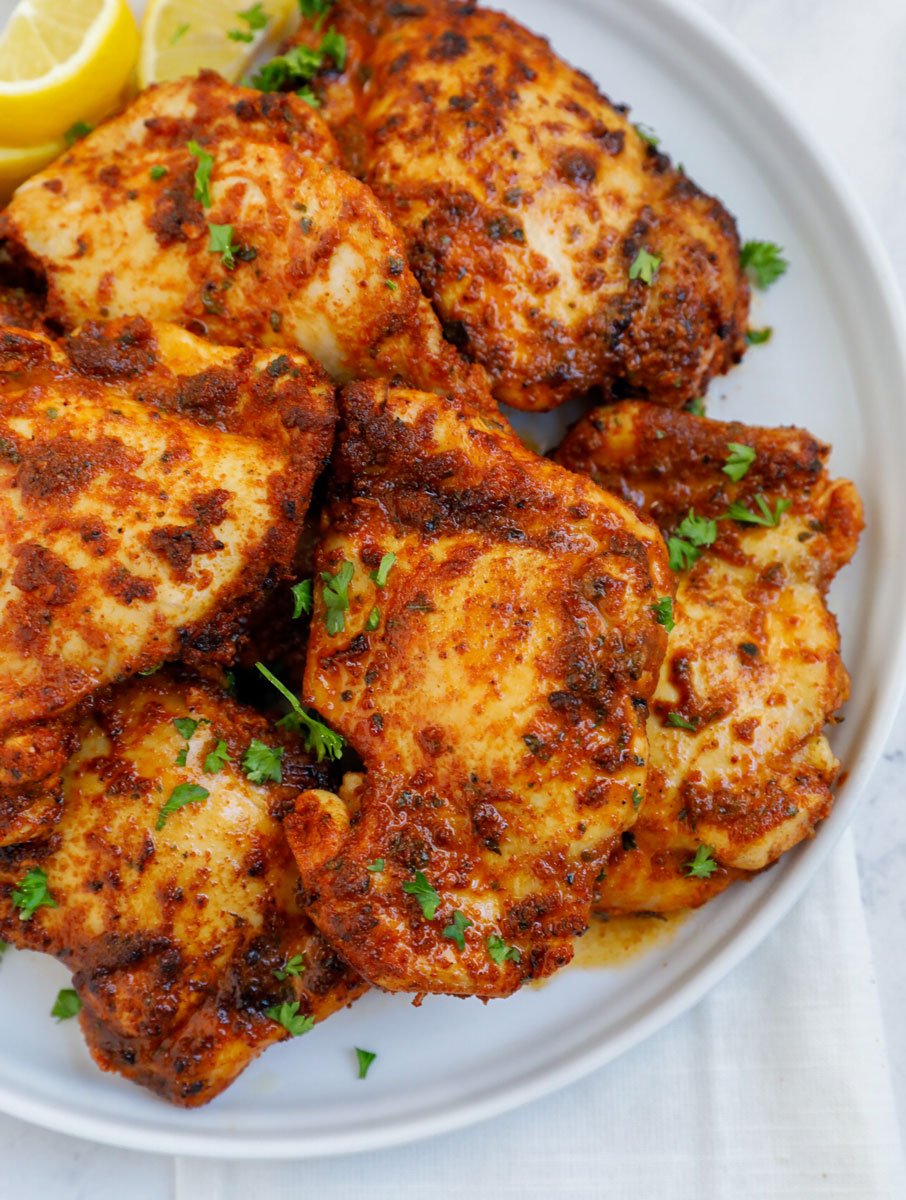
[289, 0, 748, 410]
[0, 72, 488, 405]
[0, 672, 366, 1106]
[556, 402, 863, 912]
[0, 318, 334, 843]
[285, 382, 671, 997]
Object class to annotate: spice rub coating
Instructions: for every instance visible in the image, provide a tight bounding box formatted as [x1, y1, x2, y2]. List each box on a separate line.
[286, 381, 671, 997]
[556, 402, 862, 911]
[0, 72, 488, 406]
[289, 0, 748, 410]
[0, 672, 366, 1106]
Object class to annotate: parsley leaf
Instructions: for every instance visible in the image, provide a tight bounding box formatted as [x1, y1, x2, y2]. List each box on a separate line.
[64, 121, 92, 146]
[685, 396, 706, 416]
[255, 663, 345, 761]
[634, 122, 660, 147]
[299, 0, 335, 22]
[668, 537, 700, 572]
[250, 28, 346, 92]
[685, 844, 718, 879]
[442, 910, 472, 951]
[208, 222, 238, 269]
[204, 739, 231, 775]
[319, 28, 347, 68]
[291, 579, 313, 619]
[366, 858, 385, 873]
[175, 746, 188, 767]
[366, 607, 380, 631]
[722, 442, 756, 483]
[746, 326, 773, 346]
[173, 717, 200, 741]
[156, 783, 209, 830]
[676, 510, 718, 547]
[652, 596, 675, 632]
[266, 1001, 315, 1037]
[11, 868, 57, 922]
[297, 85, 322, 107]
[740, 240, 788, 289]
[187, 140, 213, 207]
[150, 165, 168, 181]
[629, 247, 661, 285]
[229, 2, 269, 39]
[369, 552, 396, 587]
[171, 22, 190, 43]
[631, 787, 644, 810]
[274, 953, 305, 980]
[665, 712, 697, 731]
[242, 739, 285, 784]
[724, 495, 791, 527]
[51, 988, 81, 1022]
[402, 871, 440, 920]
[355, 1047, 377, 1079]
[487, 934, 521, 965]
[321, 560, 354, 635]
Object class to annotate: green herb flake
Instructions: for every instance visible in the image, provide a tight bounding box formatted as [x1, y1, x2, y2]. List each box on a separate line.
[321, 560, 355, 635]
[631, 787, 644, 810]
[156, 783, 209, 831]
[204, 739, 231, 775]
[242, 739, 285, 784]
[187, 139, 214, 207]
[11, 868, 57, 922]
[355, 1047, 377, 1079]
[442, 909, 472, 951]
[208, 222, 238, 269]
[229, 2, 269, 40]
[634, 122, 660, 147]
[740, 240, 788, 289]
[291, 579, 313, 619]
[722, 442, 756, 483]
[685, 397, 706, 416]
[366, 606, 380, 632]
[64, 121, 92, 146]
[652, 596, 675, 632]
[685, 844, 718, 879]
[150, 165, 168, 181]
[665, 712, 697, 731]
[274, 954, 305, 980]
[172, 717, 200, 741]
[369, 552, 396, 588]
[629, 247, 662, 285]
[724, 495, 791, 528]
[51, 988, 81, 1022]
[366, 858, 385, 873]
[266, 1000, 315, 1037]
[171, 22, 190, 44]
[746, 326, 773, 346]
[402, 871, 440, 920]
[255, 662, 345, 762]
[487, 934, 522, 966]
[250, 27, 346, 92]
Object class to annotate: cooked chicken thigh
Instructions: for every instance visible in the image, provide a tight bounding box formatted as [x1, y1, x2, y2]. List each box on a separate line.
[0, 318, 334, 843]
[285, 382, 671, 996]
[556, 402, 862, 911]
[290, 0, 749, 410]
[0, 672, 365, 1106]
[0, 72, 488, 405]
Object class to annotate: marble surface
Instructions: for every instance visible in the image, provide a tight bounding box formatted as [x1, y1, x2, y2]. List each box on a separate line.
[1, 0, 905, 1190]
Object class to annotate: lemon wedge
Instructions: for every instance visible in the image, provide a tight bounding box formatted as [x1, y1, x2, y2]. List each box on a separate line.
[0, 0, 139, 147]
[139, 0, 300, 90]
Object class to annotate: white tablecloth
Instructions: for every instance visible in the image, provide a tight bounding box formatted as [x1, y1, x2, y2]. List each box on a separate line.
[3, 0, 906, 1194]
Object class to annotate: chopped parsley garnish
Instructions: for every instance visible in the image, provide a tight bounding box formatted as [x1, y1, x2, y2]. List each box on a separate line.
[242, 739, 285, 784]
[355, 1047, 377, 1079]
[366, 607, 380, 632]
[208, 222, 238, 269]
[64, 121, 92, 146]
[652, 596, 675, 632]
[740, 240, 788, 289]
[266, 1001, 315, 1037]
[255, 662, 345, 762]
[229, 2, 269, 40]
[175, 746, 189, 767]
[173, 717, 200, 741]
[385, 279, 399, 291]
[634, 122, 660, 146]
[297, 85, 322, 108]
[204, 739, 231, 775]
[685, 397, 706, 416]
[274, 954, 305, 980]
[51, 988, 81, 1022]
[369, 552, 396, 587]
[321, 560, 354, 635]
[171, 22, 190, 44]
[187, 140, 213, 207]
[402, 871, 440, 920]
[150, 165, 168, 180]
[291, 579, 313, 618]
[724, 495, 791, 527]
[366, 858, 385, 872]
[156, 783, 209, 830]
[11, 868, 57, 922]
[722, 442, 756, 483]
[250, 29, 347, 92]
[665, 712, 697, 731]
[746, 326, 773, 345]
[299, 0, 335, 24]
[631, 787, 644, 810]
[442, 910, 472, 951]
[685, 844, 718, 879]
[629, 247, 661, 285]
[487, 935, 521, 965]
[667, 509, 718, 571]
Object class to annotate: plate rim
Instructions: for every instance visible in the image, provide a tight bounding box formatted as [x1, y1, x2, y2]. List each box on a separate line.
[2, 0, 906, 1158]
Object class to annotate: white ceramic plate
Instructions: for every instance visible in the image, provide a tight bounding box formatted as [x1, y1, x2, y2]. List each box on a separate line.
[1, 0, 905, 1159]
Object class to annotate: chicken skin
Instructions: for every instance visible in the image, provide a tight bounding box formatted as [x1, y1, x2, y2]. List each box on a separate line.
[0, 672, 366, 1106]
[0, 318, 334, 844]
[285, 382, 672, 997]
[555, 402, 862, 912]
[0, 72, 488, 405]
[289, 0, 749, 410]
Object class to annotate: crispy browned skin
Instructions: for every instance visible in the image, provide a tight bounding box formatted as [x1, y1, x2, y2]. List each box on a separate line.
[556, 402, 863, 911]
[0, 318, 334, 843]
[285, 382, 671, 996]
[290, 0, 748, 410]
[0, 672, 366, 1106]
[0, 72, 489, 405]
